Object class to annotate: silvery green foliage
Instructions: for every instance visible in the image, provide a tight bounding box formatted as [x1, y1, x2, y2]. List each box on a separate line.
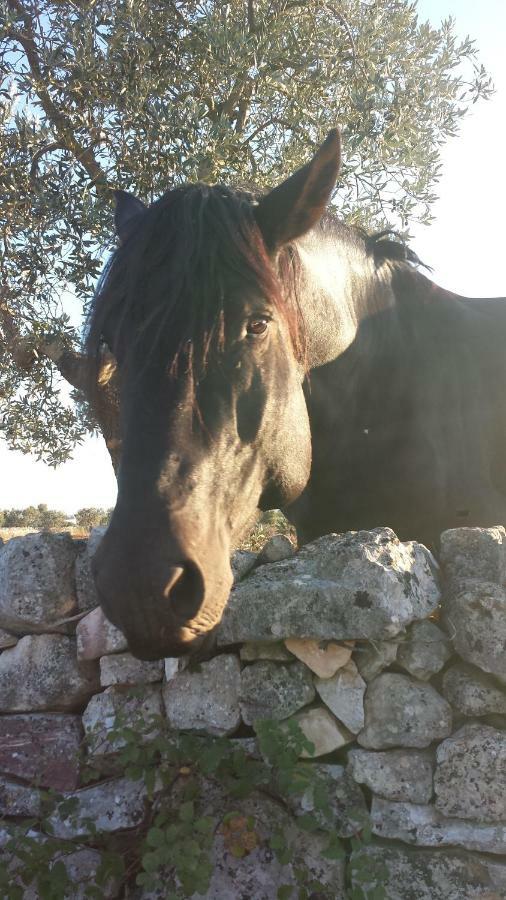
[0, 0, 493, 461]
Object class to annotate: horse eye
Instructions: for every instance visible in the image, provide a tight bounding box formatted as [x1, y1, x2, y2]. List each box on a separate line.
[246, 317, 269, 336]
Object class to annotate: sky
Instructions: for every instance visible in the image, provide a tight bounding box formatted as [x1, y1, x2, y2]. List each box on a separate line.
[1, 0, 505, 514]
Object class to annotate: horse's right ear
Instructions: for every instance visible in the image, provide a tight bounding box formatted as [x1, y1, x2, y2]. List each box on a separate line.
[255, 129, 341, 250]
[114, 190, 147, 243]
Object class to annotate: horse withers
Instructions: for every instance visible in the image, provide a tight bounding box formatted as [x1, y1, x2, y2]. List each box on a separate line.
[87, 130, 506, 659]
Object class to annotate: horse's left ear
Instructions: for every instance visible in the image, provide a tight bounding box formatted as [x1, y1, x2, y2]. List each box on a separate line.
[255, 129, 341, 250]
[114, 190, 147, 243]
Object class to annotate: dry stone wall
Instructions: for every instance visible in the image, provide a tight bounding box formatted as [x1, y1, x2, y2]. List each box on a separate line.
[0, 525, 505, 898]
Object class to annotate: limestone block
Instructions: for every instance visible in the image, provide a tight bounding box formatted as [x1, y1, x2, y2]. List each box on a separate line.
[0, 713, 82, 790]
[347, 748, 434, 804]
[49, 776, 148, 838]
[240, 641, 293, 662]
[82, 685, 163, 764]
[0, 628, 17, 649]
[285, 763, 368, 836]
[74, 526, 107, 612]
[239, 660, 315, 725]
[230, 550, 257, 582]
[442, 662, 506, 716]
[218, 528, 440, 645]
[350, 845, 506, 900]
[442, 582, 506, 681]
[0, 532, 77, 633]
[0, 776, 41, 817]
[279, 706, 353, 757]
[284, 637, 353, 677]
[434, 724, 506, 823]
[0, 634, 99, 712]
[76, 605, 128, 660]
[358, 673, 452, 749]
[396, 619, 452, 680]
[371, 798, 506, 855]
[314, 659, 365, 733]
[353, 638, 398, 681]
[163, 654, 241, 736]
[99, 652, 163, 687]
[440, 526, 506, 587]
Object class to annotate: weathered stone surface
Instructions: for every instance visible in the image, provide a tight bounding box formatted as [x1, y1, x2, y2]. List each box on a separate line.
[49, 776, 148, 838]
[2, 837, 120, 900]
[82, 685, 163, 764]
[440, 526, 506, 587]
[0, 713, 82, 790]
[286, 763, 367, 836]
[442, 662, 506, 716]
[371, 798, 506, 854]
[435, 724, 506, 823]
[350, 846, 506, 900]
[281, 706, 353, 757]
[397, 619, 452, 681]
[0, 776, 41, 816]
[231, 550, 257, 582]
[240, 641, 293, 662]
[347, 748, 434, 803]
[314, 660, 366, 733]
[354, 638, 399, 681]
[74, 526, 107, 613]
[0, 628, 17, 649]
[76, 605, 128, 661]
[99, 653, 163, 687]
[284, 637, 353, 677]
[256, 533, 295, 565]
[0, 532, 77, 633]
[219, 528, 440, 645]
[163, 654, 241, 736]
[358, 673, 452, 749]
[443, 582, 506, 681]
[0, 634, 100, 712]
[239, 660, 315, 725]
[164, 656, 188, 680]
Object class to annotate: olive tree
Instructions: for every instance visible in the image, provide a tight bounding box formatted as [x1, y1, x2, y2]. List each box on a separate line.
[0, 0, 492, 467]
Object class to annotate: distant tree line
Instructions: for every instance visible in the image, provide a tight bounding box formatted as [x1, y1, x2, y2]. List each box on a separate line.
[0, 504, 112, 530]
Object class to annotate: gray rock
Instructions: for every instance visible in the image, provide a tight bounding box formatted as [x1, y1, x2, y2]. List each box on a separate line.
[218, 528, 441, 645]
[358, 673, 452, 749]
[82, 685, 163, 767]
[99, 653, 163, 687]
[2, 837, 120, 900]
[256, 533, 295, 564]
[353, 638, 399, 681]
[0, 628, 17, 649]
[0, 634, 100, 712]
[76, 605, 128, 660]
[49, 776, 148, 838]
[347, 748, 434, 803]
[285, 763, 368, 837]
[231, 550, 257, 582]
[442, 662, 506, 716]
[440, 526, 506, 587]
[240, 641, 293, 662]
[314, 659, 366, 733]
[371, 798, 506, 854]
[443, 582, 506, 681]
[74, 526, 107, 612]
[434, 724, 506, 823]
[163, 654, 241, 736]
[397, 619, 452, 680]
[0, 776, 41, 817]
[239, 660, 315, 725]
[0, 713, 82, 791]
[0, 532, 78, 633]
[350, 845, 506, 900]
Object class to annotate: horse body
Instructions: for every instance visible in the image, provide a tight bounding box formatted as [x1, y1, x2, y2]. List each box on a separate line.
[88, 131, 506, 658]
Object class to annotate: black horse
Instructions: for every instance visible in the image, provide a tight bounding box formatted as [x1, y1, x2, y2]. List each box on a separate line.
[88, 130, 506, 659]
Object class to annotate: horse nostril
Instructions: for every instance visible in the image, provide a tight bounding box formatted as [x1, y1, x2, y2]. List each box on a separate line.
[163, 561, 204, 619]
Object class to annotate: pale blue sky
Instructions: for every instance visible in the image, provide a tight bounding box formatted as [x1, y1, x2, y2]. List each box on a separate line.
[1, 0, 505, 513]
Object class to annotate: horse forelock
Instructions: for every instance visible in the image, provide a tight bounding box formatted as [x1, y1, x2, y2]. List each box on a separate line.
[85, 184, 304, 391]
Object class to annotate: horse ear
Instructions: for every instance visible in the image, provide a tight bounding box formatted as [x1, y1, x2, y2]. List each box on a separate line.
[114, 190, 147, 243]
[255, 129, 341, 250]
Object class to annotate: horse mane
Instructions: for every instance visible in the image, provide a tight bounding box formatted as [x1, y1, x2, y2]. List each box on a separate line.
[85, 184, 303, 388]
[366, 228, 430, 270]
